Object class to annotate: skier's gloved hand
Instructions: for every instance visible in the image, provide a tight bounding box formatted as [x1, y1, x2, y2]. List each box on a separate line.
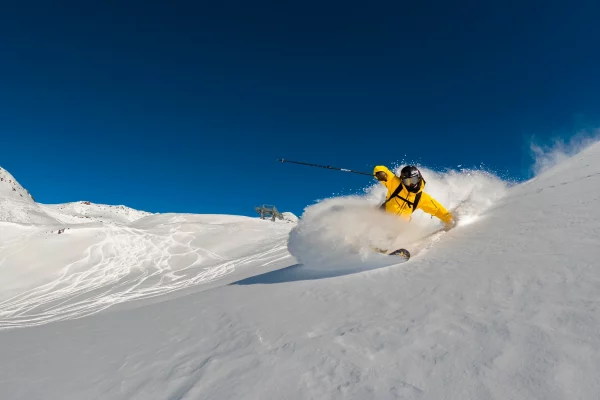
[443, 215, 457, 231]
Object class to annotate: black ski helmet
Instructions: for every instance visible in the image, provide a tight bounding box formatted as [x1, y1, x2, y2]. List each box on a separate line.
[400, 165, 423, 192]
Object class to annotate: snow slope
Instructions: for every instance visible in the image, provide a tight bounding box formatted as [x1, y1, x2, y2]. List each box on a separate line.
[0, 214, 294, 328]
[0, 143, 599, 399]
[0, 169, 295, 329]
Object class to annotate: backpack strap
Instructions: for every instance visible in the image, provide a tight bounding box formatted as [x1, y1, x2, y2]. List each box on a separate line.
[381, 182, 405, 207]
[381, 184, 423, 211]
[380, 183, 422, 208]
[412, 191, 422, 210]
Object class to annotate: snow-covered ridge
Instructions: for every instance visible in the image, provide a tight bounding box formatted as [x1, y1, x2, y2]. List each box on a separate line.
[0, 166, 153, 225]
[40, 201, 152, 225]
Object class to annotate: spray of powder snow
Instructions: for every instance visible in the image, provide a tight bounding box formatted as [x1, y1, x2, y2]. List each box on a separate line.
[288, 167, 509, 274]
[530, 130, 600, 176]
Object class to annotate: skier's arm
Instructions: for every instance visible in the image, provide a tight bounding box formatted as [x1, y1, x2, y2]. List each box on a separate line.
[417, 192, 453, 224]
[373, 166, 395, 189]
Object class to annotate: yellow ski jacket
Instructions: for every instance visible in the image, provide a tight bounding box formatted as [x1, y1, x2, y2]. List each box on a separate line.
[374, 165, 453, 224]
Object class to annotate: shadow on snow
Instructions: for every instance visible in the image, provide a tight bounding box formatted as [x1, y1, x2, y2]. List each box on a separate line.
[232, 259, 407, 285]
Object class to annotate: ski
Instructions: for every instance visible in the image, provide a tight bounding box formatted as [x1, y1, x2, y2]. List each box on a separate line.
[389, 248, 411, 260]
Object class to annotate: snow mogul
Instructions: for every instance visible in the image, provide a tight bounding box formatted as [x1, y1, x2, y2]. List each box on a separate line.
[374, 165, 455, 229]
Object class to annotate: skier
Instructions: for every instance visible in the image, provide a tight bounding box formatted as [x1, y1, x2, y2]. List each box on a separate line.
[374, 165, 455, 229]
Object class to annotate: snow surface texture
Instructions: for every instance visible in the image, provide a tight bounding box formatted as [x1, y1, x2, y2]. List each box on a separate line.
[1, 143, 599, 399]
[0, 214, 294, 328]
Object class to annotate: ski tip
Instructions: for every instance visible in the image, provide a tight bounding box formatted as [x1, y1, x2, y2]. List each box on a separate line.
[389, 248, 410, 260]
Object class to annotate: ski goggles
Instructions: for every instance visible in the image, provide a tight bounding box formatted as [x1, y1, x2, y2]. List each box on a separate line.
[402, 175, 420, 186]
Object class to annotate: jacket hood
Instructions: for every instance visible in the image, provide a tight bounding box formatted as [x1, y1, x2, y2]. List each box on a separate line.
[373, 165, 392, 176]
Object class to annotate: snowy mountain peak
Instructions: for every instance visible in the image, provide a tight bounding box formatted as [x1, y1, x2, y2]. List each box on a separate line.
[0, 166, 56, 225]
[0, 166, 34, 202]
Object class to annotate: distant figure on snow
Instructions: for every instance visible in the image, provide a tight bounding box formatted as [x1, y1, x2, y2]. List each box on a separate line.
[374, 165, 455, 229]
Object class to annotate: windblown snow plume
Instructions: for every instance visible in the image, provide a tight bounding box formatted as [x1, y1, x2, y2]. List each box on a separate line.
[530, 130, 600, 176]
[288, 167, 509, 274]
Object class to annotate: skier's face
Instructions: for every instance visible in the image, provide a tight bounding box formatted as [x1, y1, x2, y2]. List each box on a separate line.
[375, 171, 387, 182]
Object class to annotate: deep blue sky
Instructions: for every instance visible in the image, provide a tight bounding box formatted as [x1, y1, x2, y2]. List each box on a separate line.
[1, 1, 599, 216]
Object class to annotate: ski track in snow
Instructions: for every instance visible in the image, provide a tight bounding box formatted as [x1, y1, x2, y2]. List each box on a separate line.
[0, 224, 290, 329]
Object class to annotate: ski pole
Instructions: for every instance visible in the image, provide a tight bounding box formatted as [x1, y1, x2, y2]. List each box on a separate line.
[277, 158, 374, 176]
